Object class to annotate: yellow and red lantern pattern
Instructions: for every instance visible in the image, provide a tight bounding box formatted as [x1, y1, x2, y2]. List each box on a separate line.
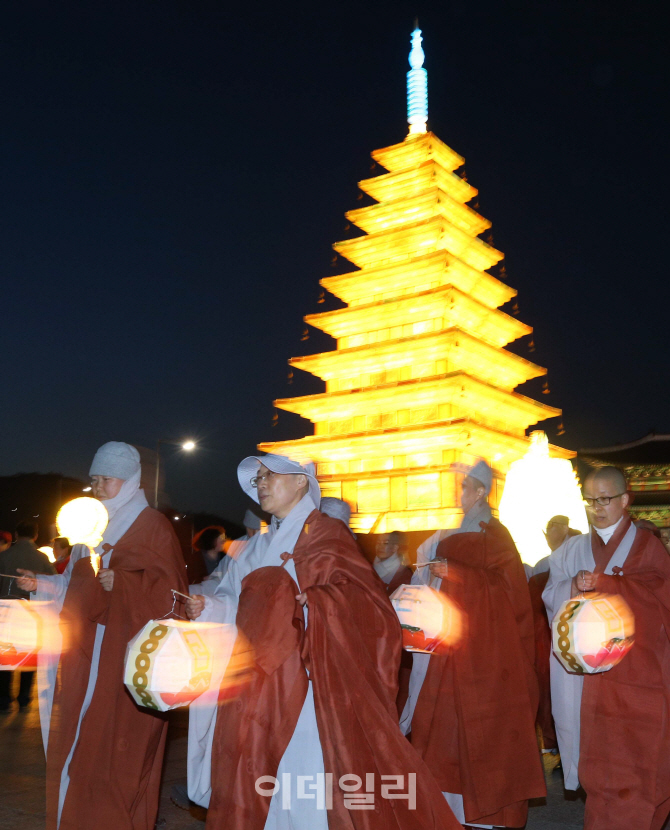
[0, 599, 41, 670]
[552, 592, 635, 675]
[390, 583, 462, 654]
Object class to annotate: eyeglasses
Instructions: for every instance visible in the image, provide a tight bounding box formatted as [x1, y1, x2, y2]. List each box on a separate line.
[582, 493, 626, 507]
[250, 471, 276, 488]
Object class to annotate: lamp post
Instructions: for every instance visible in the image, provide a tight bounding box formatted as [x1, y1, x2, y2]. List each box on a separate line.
[154, 439, 197, 509]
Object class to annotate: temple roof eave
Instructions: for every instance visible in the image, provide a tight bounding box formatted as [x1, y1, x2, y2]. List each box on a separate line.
[321, 251, 515, 310]
[333, 216, 503, 271]
[360, 159, 477, 205]
[346, 187, 491, 237]
[371, 132, 464, 175]
[289, 327, 546, 387]
[259, 418, 575, 463]
[304, 286, 531, 347]
[273, 371, 561, 427]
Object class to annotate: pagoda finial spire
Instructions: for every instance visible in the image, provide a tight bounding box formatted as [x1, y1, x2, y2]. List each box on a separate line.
[407, 24, 428, 135]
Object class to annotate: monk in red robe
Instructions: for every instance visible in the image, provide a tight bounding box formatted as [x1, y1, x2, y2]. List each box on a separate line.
[18, 441, 188, 830]
[543, 466, 670, 830]
[186, 452, 461, 830]
[404, 461, 546, 828]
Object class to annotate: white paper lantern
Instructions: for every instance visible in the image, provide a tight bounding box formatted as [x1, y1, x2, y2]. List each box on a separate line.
[552, 592, 635, 674]
[0, 599, 41, 670]
[125, 619, 222, 712]
[390, 584, 462, 654]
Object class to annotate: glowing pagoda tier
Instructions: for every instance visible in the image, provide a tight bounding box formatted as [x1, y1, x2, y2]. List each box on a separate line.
[261, 130, 571, 533]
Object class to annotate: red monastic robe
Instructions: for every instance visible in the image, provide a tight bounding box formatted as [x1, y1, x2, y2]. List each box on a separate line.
[46, 508, 188, 830]
[580, 520, 670, 830]
[206, 510, 461, 830]
[411, 518, 546, 827]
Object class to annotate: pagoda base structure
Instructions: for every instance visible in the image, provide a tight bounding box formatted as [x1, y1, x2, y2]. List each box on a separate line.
[260, 418, 572, 534]
[261, 129, 574, 535]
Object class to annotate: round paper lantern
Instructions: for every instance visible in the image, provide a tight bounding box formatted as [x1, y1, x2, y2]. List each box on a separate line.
[124, 619, 249, 712]
[390, 584, 462, 654]
[56, 497, 109, 548]
[0, 599, 41, 670]
[552, 592, 635, 674]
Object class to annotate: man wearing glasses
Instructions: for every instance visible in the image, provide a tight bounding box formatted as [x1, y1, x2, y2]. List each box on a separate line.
[184, 452, 461, 830]
[543, 465, 670, 830]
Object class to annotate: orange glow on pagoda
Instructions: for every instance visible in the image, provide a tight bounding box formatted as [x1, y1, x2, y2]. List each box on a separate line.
[260, 27, 573, 533]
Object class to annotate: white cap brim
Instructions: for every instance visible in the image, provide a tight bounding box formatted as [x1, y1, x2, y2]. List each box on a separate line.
[237, 453, 321, 508]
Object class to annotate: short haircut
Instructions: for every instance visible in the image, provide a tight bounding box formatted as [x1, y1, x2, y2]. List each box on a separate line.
[192, 525, 225, 552]
[16, 520, 38, 539]
[53, 536, 70, 551]
[584, 466, 628, 493]
[388, 530, 407, 547]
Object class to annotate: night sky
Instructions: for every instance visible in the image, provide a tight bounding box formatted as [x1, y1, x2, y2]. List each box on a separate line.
[1, 1, 668, 520]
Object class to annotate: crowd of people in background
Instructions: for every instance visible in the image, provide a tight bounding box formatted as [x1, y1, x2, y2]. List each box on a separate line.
[1, 442, 669, 830]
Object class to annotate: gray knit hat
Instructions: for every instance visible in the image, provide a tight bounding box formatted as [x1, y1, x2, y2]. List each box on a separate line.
[89, 442, 141, 480]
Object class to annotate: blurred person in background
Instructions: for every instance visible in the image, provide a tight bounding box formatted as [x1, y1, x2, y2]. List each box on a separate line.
[193, 525, 227, 576]
[16, 441, 187, 830]
[52, 536, 72, 575]
[374, 530, 412, 595]
[225, 508, 263, 560]
[635, 517, 663, 540]
[0, 519, 55, 710]
[402, 460, 545, 828]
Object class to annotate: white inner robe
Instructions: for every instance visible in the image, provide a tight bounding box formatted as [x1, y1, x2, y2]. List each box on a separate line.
[541, 521, 636, 790]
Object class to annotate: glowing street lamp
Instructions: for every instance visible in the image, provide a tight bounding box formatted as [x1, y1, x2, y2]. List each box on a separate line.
[154, 439, 197, 509]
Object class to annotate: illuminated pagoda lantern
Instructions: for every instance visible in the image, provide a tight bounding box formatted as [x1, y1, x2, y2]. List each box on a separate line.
[260, 27, 572, 535]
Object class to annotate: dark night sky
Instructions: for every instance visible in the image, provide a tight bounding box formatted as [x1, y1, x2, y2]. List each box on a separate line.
[1, 1, 668, 520]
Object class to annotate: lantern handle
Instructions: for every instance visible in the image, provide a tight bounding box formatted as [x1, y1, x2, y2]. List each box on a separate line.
[155, 590, 187, 621]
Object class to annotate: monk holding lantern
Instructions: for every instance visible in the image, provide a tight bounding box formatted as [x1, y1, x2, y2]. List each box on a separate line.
[17, 441, 187, 830]
[543, 466, 670, 830]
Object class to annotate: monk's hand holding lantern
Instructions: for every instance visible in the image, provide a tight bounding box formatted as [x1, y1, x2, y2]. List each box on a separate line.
[571, 569, 598, 596]
[186, 594, 205, 620]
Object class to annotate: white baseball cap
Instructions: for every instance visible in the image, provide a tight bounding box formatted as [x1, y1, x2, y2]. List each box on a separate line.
[237, 453, 321, 508]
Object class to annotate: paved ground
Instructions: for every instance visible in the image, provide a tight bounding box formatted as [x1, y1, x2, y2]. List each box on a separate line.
[0, 682, 585, 829]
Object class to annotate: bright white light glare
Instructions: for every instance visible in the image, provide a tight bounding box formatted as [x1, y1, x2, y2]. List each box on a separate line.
[38, 546, 56, 563]
[56, 497, 109, 548]
[82, 486, 92, 492]
[407, 28, 427, 134]
[499, 431, 589, 566]
[182, 441, 196, 451]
